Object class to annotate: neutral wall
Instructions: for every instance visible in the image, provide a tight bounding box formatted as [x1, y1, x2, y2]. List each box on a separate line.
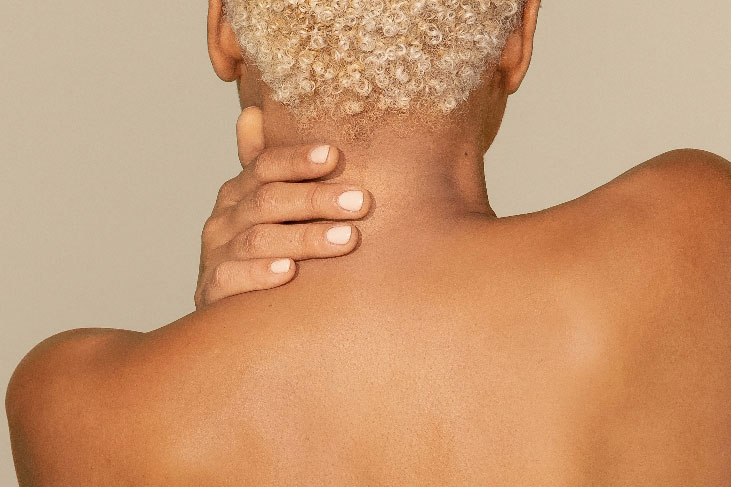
[1, 1, 729, 483]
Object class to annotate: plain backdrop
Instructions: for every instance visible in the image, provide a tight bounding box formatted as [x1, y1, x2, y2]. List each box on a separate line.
[1, 1, 729, 483]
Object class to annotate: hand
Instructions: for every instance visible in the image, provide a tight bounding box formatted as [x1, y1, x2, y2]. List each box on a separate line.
[194, 107, 371, 309]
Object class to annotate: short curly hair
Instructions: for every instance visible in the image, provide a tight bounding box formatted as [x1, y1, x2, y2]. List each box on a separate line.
[225, 0, 525, 128]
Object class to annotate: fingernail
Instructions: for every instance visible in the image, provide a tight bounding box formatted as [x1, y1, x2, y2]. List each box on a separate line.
[309, 145, 330, 164]
[338, 190, 364, 212]
[270, 259, 291, 274]
[326, 225, 352, 245]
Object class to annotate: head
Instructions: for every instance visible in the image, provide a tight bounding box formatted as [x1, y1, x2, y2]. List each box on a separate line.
[208, 0, 540, 146]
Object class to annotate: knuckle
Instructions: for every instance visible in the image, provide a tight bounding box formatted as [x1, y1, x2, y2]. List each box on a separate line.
[252, 155, 269, 182]
[305, 185, 327, 213]
[201, 286, 217, 306]
[293, 225, 312, 248]
[216, 178, 236, 202]
[210, 263, 233, 290]
[194, 288, 205, 308]
[287, 148, 302, 171]
[252, 184, 277, 213]
[239, 227, 266, 255]
[300, 224, 321, 248]
[201, 217, 220, 244]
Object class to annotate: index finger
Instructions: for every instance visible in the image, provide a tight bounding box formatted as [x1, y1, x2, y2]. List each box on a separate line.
[244, 143, 340, 185]
[237, 106, 341, 185]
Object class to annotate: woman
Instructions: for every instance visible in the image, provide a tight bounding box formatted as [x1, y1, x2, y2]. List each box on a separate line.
[7, 0, 731, 484]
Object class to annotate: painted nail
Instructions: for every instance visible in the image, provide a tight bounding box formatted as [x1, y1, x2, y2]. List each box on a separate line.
[326, 225, 352, 245]
[270, 259, 291, 274]
[338, 190, 364, 212]
[309, 145, 330, 164]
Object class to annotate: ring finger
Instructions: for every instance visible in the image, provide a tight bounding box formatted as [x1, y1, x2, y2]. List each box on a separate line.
[225, 222, 360, 261]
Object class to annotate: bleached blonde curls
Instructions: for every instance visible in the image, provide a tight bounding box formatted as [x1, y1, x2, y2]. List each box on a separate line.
[224, 0, 525, 130]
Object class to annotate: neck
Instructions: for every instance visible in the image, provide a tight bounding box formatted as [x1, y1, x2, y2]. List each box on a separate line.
[348, 134, 496, 233]
[261, 106, 504, 246]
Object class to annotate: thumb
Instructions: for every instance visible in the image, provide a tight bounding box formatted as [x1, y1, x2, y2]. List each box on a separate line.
[236, 106, 265, 167]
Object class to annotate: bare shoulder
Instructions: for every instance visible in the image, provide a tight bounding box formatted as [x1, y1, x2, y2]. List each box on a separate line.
[610, 148, 730, 285]
[578, 148, 729, 223]
[604, 148, 730, 231]
[607, 147, 731, 343]
[6, 327, 143, 486]
[6, 327, 143, 410]
[564, 148, 731, 309]
[573, 149, 731, 475]
[532, 147, 731, 376]
[548, 148, 731, 272]
[610, 148, 731, 186]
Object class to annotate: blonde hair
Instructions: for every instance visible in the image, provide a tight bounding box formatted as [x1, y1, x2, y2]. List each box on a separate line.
[225, 0, 524, 131]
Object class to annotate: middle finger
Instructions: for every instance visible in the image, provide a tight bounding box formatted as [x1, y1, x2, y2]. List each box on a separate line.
[226, 181, 371, 229]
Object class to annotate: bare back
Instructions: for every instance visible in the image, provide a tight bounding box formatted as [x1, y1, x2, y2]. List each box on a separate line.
[8, 153, 731, 486]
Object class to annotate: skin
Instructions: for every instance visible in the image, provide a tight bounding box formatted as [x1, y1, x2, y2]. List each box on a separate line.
[195, 106, 374, 309]
[6, 0, 731, 484]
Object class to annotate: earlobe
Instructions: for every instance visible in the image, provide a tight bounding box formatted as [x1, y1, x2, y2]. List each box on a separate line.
[208, 0, 244, 82]
[498, 0, 540, 95]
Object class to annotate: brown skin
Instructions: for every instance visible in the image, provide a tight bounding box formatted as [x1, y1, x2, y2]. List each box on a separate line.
[6, 0, 731, 484]
[195, 106, 374, 309]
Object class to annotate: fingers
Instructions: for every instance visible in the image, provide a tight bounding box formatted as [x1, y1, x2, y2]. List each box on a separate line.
[245, 143, 340, 185]
[226, 182, 371, 230]
[238, 106, 340, 182]
[214, 171, 247, 209]
[197, 258, 296, 308]
[216, 143, 341, 209]
[225, 222, 360, 261]
[237, 107, 265, 167]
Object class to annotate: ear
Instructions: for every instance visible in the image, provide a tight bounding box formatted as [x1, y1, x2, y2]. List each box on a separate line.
[498, 0, 541, 95]
[208, 0, 244, 82]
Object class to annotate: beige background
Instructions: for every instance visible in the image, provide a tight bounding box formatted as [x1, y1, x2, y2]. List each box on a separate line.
[1, 1, 729, 483]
